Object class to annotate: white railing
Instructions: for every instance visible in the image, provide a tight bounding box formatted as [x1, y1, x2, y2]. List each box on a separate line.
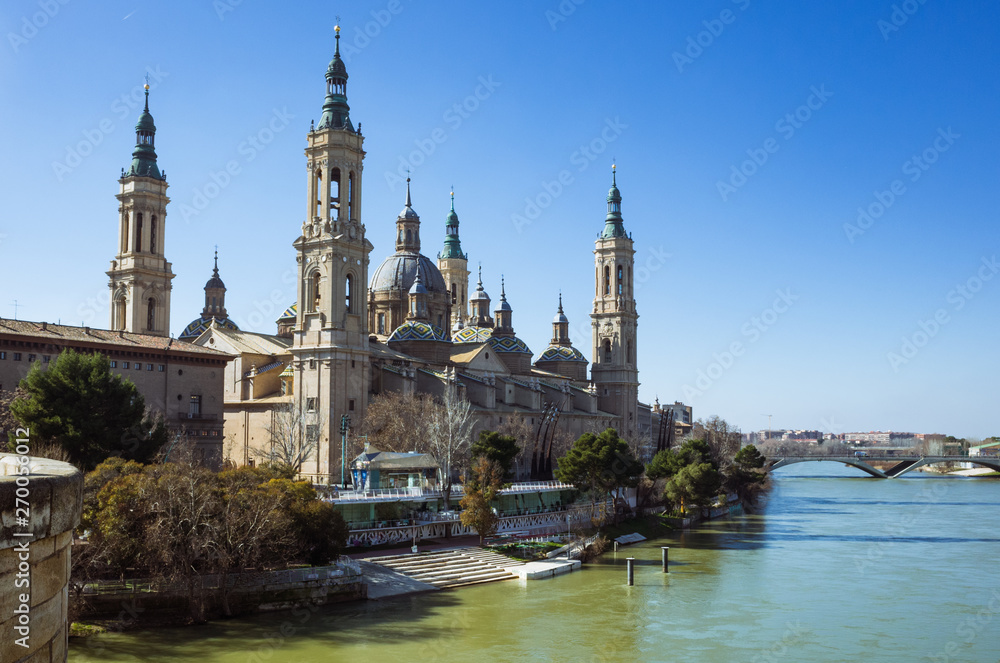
[328, 481, 575, 503]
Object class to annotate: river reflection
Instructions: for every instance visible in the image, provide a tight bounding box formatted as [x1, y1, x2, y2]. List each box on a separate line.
[71, 464, 1000, 662]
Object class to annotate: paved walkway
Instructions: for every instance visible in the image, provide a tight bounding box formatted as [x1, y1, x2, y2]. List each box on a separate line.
[345, 535, 483, 560]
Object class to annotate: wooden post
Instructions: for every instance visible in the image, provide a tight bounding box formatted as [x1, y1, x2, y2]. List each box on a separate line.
[662, 546, 669, 573]
[626, 557, 634, 586]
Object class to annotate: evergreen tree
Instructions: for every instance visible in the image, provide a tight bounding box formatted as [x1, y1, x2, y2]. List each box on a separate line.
[10, 349, 165, 470]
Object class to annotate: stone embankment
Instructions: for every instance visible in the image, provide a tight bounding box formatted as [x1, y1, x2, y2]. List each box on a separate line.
[0, 454, 84, 663]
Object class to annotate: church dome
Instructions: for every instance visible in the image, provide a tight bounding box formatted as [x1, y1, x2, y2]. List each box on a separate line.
[370, 253, 447, 294]
[488, 335, 532, 354]
[179, 316, 239, 341]
[537, 345, 587, 362]
[387, 321, 448, 343]
[453, 325, 493, 344]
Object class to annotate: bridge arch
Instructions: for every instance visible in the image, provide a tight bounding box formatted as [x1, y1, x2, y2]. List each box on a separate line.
[766, 455, 1000, 479]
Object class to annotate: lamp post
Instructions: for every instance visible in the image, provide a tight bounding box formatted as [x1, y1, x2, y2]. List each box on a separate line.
[340, 414, 350, 488]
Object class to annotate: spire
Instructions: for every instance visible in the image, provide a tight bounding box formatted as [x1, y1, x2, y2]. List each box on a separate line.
[552, 292, 570, 345]
[317, 24, 354, 131]
[601, 163, 626, 239]
[202, 247, 228, 318]
[494, 275, 513, 333]
[440, 188, 467, 259]
[469, 264, 493, 327]
[407, 263, 429, 321]
[395, 176, 421, 251]
[126, 79, 162, 179]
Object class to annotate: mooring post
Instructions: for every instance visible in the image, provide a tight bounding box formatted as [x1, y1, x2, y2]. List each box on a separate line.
[662, 547, 669, 573]
[626, 557, 635, 586]
[614, 541, 618, 553]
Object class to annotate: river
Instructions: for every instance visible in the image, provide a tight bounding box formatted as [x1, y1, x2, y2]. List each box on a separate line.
[69, 464, 1000, 662]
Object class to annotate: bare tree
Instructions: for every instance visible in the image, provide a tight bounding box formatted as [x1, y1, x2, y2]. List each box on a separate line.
[258, 402, 323, 474]
[427, 388, 475, 510]
[362, 391, 436, 453]
[693, 416, 742, 469]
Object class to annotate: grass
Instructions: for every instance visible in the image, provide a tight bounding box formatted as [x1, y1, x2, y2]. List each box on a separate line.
[488, 541, 562, 561]
[69, 622, 107, 638]
[584, 514, 677, 542]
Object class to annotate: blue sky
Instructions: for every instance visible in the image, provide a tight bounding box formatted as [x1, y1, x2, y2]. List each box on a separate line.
[1, 1, 998, 438]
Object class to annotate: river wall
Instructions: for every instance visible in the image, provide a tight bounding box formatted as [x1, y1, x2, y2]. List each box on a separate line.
[75, 562, 366, 624]
[0, 453, 84, 663]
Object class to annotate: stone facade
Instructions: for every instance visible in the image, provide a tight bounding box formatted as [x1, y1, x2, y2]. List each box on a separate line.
[0, 454, 83, 663]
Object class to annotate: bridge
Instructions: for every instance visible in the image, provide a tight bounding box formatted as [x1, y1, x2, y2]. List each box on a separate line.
[766, 455, 1000, 478]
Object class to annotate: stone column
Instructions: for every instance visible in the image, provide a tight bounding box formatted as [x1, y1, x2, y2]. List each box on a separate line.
[1, 454, 83, 663]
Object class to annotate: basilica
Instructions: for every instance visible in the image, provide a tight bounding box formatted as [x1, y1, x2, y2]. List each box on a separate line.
[40, 27, 689, 481]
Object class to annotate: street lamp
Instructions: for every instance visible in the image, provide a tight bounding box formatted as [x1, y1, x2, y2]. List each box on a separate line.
[340, 414, 350, 488]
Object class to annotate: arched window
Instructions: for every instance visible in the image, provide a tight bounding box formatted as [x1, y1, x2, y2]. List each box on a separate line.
[406, 229, 413, 245]
[150, 215, 157, 254]
[147, 298, 155, 331]
[310, 272, 321, 311]
[617, 265, 624, 295]
[211, 296, 217, 312]
[121, 212, 129, 253]
[348, 171, 355, 220]
[345, 273, 354, 313]
[314, 168, 323, 218]
[603, 266, 610, 295]
[115, 295, 127, 330]
[135, 213, 143, 252]
[451, 283, 457, 305]
[603, 339, 612, 363]
[330, 168, 341, 221]
[377, 312, 386, 334]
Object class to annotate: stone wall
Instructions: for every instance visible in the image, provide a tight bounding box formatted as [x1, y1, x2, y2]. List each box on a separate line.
[0, 453, 83, 663]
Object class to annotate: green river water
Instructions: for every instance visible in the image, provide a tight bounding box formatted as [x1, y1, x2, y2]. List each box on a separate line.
[69, 464, 1000, 662]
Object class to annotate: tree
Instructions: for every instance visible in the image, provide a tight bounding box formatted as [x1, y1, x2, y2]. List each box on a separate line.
[663, 462, 721, 515]
[427, 388, 475, 510]
[362, 391, 437, 452]
[10, 349, 165, 471]
[259, 402, 323, 475]
[555, 428, 643, 525]
[723, 444, 769, 510]
[646, 438, 715, 481]
[471, 431, 521, 483]
[693, 416, 741, 469]
[460, 457, 505, 544]
[269, 477, 348, 566]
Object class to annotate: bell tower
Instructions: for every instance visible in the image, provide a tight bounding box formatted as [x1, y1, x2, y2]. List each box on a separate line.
[291, 25, 373, 483]
[590, 165, 639, 440]
[107, 82, 174, 336]
[437, 191, 470, 329]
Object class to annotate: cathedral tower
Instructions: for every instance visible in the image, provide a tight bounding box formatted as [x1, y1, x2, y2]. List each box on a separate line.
[291, 25, 373, 483]
[107, 83, 174, 336]
[590, 166, 639, 439]
[437, 191, 469, 329]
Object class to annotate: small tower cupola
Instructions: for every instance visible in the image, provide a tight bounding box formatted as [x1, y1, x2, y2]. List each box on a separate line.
[493, 276, 514, 335]
[127, 83, 162, 179]
[407, 265, 430, 321]
[317, 25, 354, 131]
[552, 292, 571, 345]
[469, 265, 493, 328]
[395, 177, 421, 252]
[601, 164, 626, 239]
[202, 249, 228, 318]
[439, 191, 466, 260]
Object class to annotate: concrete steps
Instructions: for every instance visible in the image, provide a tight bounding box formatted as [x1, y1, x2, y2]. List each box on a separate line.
[364, 547, 522, 589]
